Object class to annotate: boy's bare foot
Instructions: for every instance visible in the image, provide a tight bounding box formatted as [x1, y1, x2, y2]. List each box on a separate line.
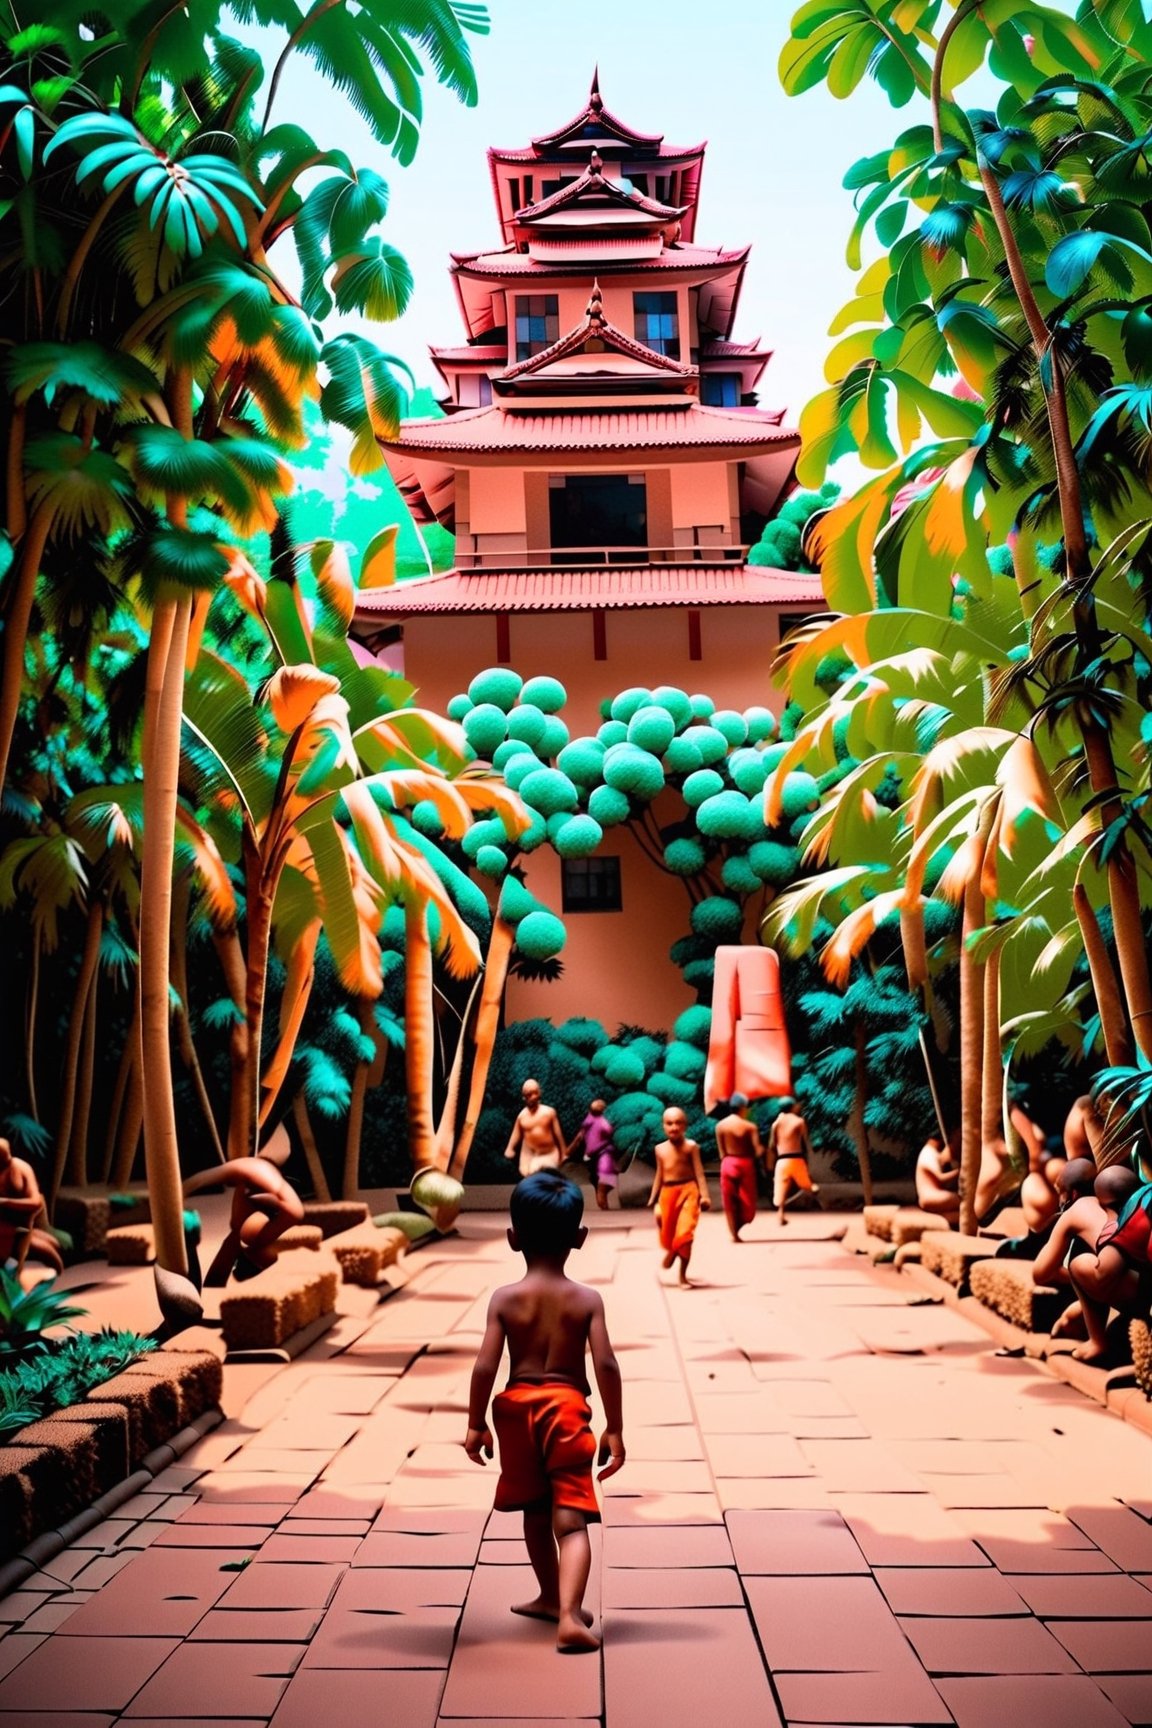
[512, 1597, 593, 1626]
[661, 1249, 676, 1270]
[1071, 1340, 1108, 1364]
[557, 1613, 601, 1653]
[778, 1215, 788, 1227]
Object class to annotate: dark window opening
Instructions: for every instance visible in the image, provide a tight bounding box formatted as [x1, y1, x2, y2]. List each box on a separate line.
[508, 177, 520, 212]
[548, 473, 647, 562]
[633, 291, 679, 358]
[477, 374, 492, 405]
[541, 176, 577, 199]
[562, 856, 622, 913]
[629, 173, 649, 195]
[701, 372, 741, 407]
[515, 293, 559, 360]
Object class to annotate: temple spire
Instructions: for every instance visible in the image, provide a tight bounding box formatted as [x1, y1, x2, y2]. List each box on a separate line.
[589, 65, 602, 111]
[586, 280, 605, 327]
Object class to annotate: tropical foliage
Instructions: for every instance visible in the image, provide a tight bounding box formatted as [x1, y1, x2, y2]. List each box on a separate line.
[774, 0, 1152, 1222]
[0, 1, 494, 1308]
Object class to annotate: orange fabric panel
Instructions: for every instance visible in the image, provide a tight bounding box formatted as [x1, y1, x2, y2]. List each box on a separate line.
[704, 945, 792, 1110]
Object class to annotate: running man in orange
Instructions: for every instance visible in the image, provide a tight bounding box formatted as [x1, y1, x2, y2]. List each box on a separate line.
[768, 1097, 819, 1227]
[649, 1107, 710, 1285]
[464, 1170, 624, 1654]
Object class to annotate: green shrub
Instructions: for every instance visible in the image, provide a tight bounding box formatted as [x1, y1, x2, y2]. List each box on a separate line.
[680, 723, 727, 764]
[553, 1018, 609, 1055]
[683, 956, 715, 991]
[610, 686, 652, 723]
[588, 785, 630, 826]
[683, 768, 725, 808]
[603, 745, 664, 800]
[664, 837, 707, 875]
[0, 1271, 88, 1362]
[468, 668, 523, 710]
[651, 685, 694, 727]
[689, 693, 715, 719]
[712, 709, 748, 747]
[518, 812, 548, 851]
[663, 1039, 706, 1081]
[697, 790, 758, 840]
[729, 749, 769, 795]
[411, 799, 446, 836]
[601, 1048, 647, 1089]
[461, 816, 508, 859]
[722, 854, 761, 894]
[493, 738, 535, 771]
[462, 702, 507, 757]
[647, 1069, 699, 1109]
[515, 910, 567, 959]
[521, 674, 567, 713]
[447, 693, 473, 721]
[503, 752, 543, 791]
[553, 814, 602, 858]
[627, 705, 677, 755]
[0, 1327, 156, 1435]
[558, 738, 604, 784]
[597, 719, 629, 747]
[519, 768, 579, 816]
[673, 1005, 713, 1049]
[691, 896, 743, 940]
[744, 705, 777, 743]
[780, 770, 820, 820]
[506, 703, 549, 749]
[475, 844, 508, 877]
[748, 840, 801, 886]
[664, 736, 703, 774]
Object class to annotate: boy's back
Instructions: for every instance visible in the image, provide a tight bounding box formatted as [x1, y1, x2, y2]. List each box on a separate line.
[491, 1268, 601, 1390]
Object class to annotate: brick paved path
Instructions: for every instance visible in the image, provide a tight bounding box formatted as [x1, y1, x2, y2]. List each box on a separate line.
[2, 1209, 1152, 1727]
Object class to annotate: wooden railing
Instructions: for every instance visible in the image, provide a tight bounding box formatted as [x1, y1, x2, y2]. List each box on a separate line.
[455, 543, 750, 570]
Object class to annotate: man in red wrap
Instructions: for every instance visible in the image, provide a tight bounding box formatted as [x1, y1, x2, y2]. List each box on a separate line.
[716, 1094, 766, 1242]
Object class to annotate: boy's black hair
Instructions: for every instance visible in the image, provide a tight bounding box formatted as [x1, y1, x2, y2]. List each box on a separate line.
[510, 1169, 584, 1255]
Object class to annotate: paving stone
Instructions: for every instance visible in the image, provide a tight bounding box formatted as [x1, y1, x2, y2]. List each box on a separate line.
[936, 1674, 1129, 1728]
[273, 1663, 443, 1727]
[151, 1524, 269, 1549]
[286, 1486, 387, 1520]
[299, 1602, 459, 1668]
[900, 1614, 1078, 1673]
[0, 1591, 52, 1624]
[56, 1549, 240, 1637]
[0, 1634, 45, 1680]
[773, 1666, 951, 1724]
[1013, 1573, 1152, 1619]
[253, 1534, 362, 1563]
[602, 1491, 722, 1526]
[921, 1472, 1047, 1509]
[601, 1459, 713, 1494]
[123, 1641, 302, 1718]
[602, 1608, 781, 1728]
[725, 1508, 867, 1575]
[0, 1637, 179, 1712]
[799, 1439, 925, 1493]
[177, 1502, 294, 1526]
[218, 1562, 345, 1611]
[1065, 1506, 1152, 1573]
[752, 1573, 917, 1673]
[0, 1716, 117, 1727]
[835, 1493, 989, 1568]
[189, 1609, 323, 1641]
[437, 1564, 601, 1720]
[600, 1566, 744, 1608]
[714, 1477, 834, 1511]
[1095, 1673, 1152, 1725]
[874, 1568, 1027, 1617]
[602, 1523, 734, 1569]
[693, 1394, 791, 1434]
[1048, 1619, 1152, 1674]
[195, 1472, 316, 1504]
[624, 1424, 704, 1461]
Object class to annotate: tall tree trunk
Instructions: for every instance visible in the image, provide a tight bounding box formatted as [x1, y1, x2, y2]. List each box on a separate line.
[138, 593, 192, 1275]
[849, 1019, 874, 1207]
[292, 1092, 331, 1203]
[25, 932, 40, 1122]
[403, 896, 436, 1183]
[110, 1012, 144, 1188]
[0, 503, 53, 794]
[434, 974, 483, 1174]
[342, 999, 380, 1201]
[212, 928, 251, 1159]
[1072, 884, 1132, 1069]
[259, 921, 320, 1130]
[981, 948, 1002, 1157]
[958, 848, 988, 1237]
[170, 876, 226, 1163]
[240, 868, 274, 1163]
[50, 896, 103, 1207]
[66, 941, 101, 1187]
[448, 915, 516, 1183]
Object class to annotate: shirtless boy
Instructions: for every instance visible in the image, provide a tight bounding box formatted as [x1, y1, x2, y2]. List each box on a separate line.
[464, 1171, 624, 1654]
[504, 1079, 568, 1178]
[649, 1107, 710, 1285]
[768, 1098, 819, 1226]
[0, 1138, 63, 1278]
[716, 1093, 766, 1242]
[1033, 1166, 1151, 1361]
[183, 1154, 304, 1286]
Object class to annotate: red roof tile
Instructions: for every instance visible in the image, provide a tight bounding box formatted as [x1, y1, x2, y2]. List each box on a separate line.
[383, 402, 795, 456]
[499, 283, 691, 382]
[515, 154, 685, 224]
[355, 564, 824, 616]
[530, 71, 665, 153]
[450, 243, 747, 277]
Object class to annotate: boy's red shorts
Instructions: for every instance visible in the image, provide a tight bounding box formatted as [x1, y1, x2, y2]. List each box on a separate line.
[491, 1379, 600, 1520]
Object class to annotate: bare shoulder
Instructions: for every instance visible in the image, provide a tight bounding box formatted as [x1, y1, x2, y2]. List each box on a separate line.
[686, 1139, 702, 1157]
[564, 1277, 603, 1318]
[487, 1282, 517, 1318]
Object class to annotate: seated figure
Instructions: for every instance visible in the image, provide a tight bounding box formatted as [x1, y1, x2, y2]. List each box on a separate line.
[915, 1132, 960, 1225]
[1033, 1166, 1152, 1361]
[975, 1101, 1048, 1227]
[0, 1138, 63, 1281]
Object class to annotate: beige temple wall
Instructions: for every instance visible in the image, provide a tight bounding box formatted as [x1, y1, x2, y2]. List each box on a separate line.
[400, 604, 787, 736]
[504, 821, 694, 1033]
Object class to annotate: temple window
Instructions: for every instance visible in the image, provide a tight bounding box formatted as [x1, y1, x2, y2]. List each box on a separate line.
[508, 177, 520, 211]
[701, 372, 741, 407]
[633, 291, 680, 359]
[515, 293, 559, 359]
[548, 473, 647, 562]
[562, 856, 623, 913]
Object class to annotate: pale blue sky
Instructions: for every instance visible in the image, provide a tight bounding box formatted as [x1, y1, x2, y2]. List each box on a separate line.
[269, 0, 913, 429]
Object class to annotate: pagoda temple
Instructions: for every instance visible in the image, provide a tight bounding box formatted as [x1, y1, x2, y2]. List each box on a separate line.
[354, 76, 823, 1025]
